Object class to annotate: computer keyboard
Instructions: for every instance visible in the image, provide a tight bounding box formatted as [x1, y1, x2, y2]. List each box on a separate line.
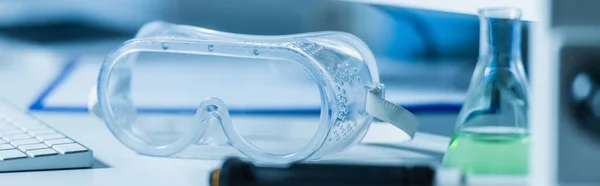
[0, 100, 93, 172]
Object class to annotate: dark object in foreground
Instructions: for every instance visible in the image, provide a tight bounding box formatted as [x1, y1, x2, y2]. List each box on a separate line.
[210, 157, 435, 186]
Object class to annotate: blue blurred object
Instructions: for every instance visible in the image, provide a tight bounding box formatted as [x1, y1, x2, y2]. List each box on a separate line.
[375, 6, 479, 60]
[0, 1, 481, 61]
[0, 1, 349, 43]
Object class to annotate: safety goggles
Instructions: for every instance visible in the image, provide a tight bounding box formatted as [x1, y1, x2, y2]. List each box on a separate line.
[88, 21, 419, 165]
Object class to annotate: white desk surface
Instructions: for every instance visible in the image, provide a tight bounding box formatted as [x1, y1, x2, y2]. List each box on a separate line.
[0, 39, 456, 186]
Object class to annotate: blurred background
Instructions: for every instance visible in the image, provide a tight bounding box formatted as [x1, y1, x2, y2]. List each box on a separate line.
[0, 0, 530, 136]
[0, 0, 491, 54]
[0, 0, 487, 60]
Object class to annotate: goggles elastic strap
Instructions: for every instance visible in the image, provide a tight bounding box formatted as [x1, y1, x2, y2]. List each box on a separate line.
[365, 89, 419, 139]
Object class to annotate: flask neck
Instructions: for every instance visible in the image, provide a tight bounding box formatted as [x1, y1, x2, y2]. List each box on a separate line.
[478, 11, 522, 68]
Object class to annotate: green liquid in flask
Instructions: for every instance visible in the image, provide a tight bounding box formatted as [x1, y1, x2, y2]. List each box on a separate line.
[442, 128, 529, 175]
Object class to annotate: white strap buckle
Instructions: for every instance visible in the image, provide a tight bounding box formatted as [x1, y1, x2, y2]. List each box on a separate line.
[365, 85, 419, 139]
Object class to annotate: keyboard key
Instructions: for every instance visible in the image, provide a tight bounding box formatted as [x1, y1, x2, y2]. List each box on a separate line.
[36, 133, 65, 141]
[9, 139, 39, 146]
[18, 123, 48, 131]
[43, 138, 73, 147]
[0, 118, 12, 125]
[0, 144, 13, 150]
[26, 148, 57, 157]
[0, 129, 23, 136]
[7, 114, 35, 123]
[27, 129, 56, 136]
[18, 143, 47, 152]
[2, 134, 31, 141]
[53, 143, 87, 154]
[0, 149, 26, 160]
[0, 123, 15, 130]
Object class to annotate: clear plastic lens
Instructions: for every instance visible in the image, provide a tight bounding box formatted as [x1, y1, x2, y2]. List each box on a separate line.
[232, 116, 320, 155]
[107, 51, 323, 156]
[106, 52, 207, 150]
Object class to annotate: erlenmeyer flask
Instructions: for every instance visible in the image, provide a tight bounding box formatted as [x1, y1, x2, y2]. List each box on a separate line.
[442, 8, 529, 175]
